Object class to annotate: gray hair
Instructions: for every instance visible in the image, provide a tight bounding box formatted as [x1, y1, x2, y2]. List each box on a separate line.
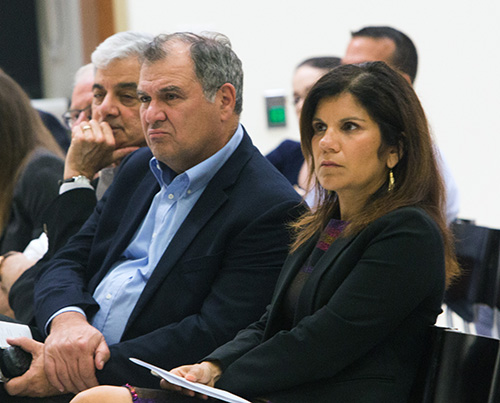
[72, 63, 94, 87]
[91, 31, 154, 69]
[142, 32, 244, 114]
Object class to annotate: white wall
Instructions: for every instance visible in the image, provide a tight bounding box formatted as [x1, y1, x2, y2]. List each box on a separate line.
[126, 0, 500, 228]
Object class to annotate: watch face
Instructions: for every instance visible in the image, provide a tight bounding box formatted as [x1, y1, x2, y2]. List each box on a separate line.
[75, 175, 88, 183]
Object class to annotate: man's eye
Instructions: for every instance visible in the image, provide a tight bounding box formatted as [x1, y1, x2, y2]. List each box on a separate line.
[120, 95, 139, 106]
[139, 96, 150, 103]
[93, 93, 104, 104]
[165, 93, 179, 101]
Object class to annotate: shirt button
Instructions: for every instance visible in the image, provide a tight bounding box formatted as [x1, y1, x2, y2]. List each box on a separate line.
[187, 189, 192, 195]
[168, 193, 174, 199]
[152, 232, 157, 238]
[106, 293, 112, 300]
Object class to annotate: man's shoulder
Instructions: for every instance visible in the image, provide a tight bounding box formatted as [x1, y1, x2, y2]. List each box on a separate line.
[120, 147, 153, 166]
[112, 147, 154, 181]
[223, 136, 303, 206]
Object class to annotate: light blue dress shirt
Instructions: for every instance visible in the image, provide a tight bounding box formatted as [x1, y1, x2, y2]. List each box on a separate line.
[48, 125, 244, 345]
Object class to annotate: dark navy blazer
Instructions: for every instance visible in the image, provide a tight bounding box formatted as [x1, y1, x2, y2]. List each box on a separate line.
[34, 130, 303, 387]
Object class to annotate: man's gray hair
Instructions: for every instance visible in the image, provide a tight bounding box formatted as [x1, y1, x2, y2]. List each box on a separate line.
[72, 63, 94, 87]
[142, 32, 244, 114]
[92, 31, 154, 69]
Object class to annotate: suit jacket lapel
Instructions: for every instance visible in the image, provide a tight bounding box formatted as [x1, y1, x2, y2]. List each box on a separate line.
[126, 131, 255, 326]
[294, 233, 356, 320]
[263, 236, 317, 337]
[265, 229, 357, 336]
[90, 173, 159, 290]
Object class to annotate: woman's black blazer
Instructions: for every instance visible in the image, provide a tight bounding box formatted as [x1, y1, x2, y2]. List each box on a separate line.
[208, 206, 446, 403]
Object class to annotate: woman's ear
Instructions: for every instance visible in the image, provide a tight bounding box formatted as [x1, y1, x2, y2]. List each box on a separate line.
[386, 146, 401, 169]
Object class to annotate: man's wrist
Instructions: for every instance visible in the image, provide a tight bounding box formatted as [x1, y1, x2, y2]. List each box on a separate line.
[58, 175, 92, 186]
[46, 308, 87, 335]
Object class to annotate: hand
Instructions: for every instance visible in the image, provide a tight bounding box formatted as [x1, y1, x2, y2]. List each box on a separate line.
[0, 252, 36, 295]
[64, 120, 139, 180]
[44, 312, 110, 394]
[161, 361, 222, 400]
[4, 337, 62, 397]
[70, 385, 132, 403]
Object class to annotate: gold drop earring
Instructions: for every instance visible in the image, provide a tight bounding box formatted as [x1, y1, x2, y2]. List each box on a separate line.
[388, 169, 395, 192]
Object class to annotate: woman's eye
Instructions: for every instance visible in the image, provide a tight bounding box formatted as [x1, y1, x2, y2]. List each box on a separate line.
[313, 122, 327, 133]
[342, 122, 358, 131]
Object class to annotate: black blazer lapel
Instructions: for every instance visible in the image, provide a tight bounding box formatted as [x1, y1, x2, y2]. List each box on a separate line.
[294, 234, 356, 321]
[264, 230, 357, 335]
[263, 236, 317, 337]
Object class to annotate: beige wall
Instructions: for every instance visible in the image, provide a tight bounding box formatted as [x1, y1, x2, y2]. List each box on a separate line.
[121, 0, 500, 228]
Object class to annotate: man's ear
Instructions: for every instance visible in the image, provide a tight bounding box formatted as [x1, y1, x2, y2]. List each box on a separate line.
[217, 83, 236, 121]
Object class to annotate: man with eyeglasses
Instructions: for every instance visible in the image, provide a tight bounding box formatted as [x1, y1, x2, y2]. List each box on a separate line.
[62, 64, 94, 130]
[0, 32, 152, 328]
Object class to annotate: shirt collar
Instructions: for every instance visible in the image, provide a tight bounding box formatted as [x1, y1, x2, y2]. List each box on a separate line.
[149, 124, 244, 194]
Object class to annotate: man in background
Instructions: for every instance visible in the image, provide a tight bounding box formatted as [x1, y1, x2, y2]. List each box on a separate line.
[61, 63, 94, 130]
[342, 26, 460, 222]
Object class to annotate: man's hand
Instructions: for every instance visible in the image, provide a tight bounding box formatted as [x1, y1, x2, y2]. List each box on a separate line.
[44, 312, 110, 394]
[64, 120, 139, 180]
[4, 337, 62, 398]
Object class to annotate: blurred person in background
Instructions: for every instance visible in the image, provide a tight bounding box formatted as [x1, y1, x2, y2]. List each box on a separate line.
[0, 70, 64, 316]
[342, 25, 459, 223]
[267, 57, 340, 203]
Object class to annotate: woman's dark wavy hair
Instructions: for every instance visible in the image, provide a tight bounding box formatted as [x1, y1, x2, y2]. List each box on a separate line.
[293, 61, 459, 285]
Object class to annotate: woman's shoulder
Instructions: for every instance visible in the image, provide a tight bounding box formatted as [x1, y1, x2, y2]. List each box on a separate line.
[367, 206, 441, 239]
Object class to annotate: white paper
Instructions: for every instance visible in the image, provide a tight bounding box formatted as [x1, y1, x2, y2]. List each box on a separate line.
[0, 321, 32, 348]
[130, 357, 251, 403]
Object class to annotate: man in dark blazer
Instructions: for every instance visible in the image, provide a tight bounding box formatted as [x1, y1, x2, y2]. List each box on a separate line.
[3, 32, 302, 400]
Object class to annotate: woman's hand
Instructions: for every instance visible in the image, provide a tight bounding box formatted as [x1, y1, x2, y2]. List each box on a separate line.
[160, 361, 222, 400]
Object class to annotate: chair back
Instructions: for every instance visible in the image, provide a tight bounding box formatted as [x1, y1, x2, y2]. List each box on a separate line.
[445, 221, 500, 321]
[410, 327, 500, 403]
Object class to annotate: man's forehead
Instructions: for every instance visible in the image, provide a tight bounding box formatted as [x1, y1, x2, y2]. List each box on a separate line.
[343, 36, 396, 65]
[94, 58, 141, 88]
[138, 55, 197, 90]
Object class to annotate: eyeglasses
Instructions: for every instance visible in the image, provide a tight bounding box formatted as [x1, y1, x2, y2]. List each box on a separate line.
[62, 104, 92, 128]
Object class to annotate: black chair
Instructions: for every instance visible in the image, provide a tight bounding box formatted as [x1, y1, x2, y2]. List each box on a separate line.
[445, 221, 500, 335]
[411, 326, 500, 403]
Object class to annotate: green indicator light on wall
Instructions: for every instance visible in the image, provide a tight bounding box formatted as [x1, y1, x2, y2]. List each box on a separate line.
[265, 91, 287, 128]
[269, 106, 286, 124]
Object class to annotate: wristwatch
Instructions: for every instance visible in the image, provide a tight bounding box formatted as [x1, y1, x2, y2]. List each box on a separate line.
[58, 175, 91, 186]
